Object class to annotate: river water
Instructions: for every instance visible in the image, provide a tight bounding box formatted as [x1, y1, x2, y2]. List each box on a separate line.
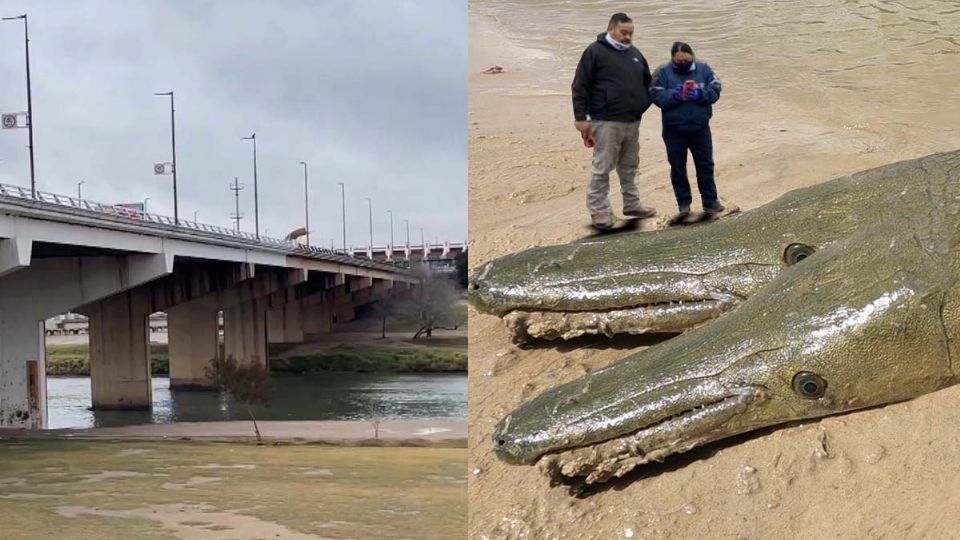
[46, 374, 467, 429]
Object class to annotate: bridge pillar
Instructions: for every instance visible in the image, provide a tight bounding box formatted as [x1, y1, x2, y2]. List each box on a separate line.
[86, 290, 152, 410]
[167, 298, 219, 389]
[224, 298, 268, 367]
[303, 300, 333, 334]
[0, 315, 46, 428]
[267, 301, 305, 344]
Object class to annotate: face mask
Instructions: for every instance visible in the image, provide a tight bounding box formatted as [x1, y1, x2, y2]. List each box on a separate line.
[673, 61, 692, 72]
[605, 33, 631, 51]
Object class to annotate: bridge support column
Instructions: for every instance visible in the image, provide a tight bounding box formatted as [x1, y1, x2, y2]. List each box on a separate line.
[224, 299, 268, 367]
[87, 290, 152, 410]
[0, 315, 46, 429]
[303, 300, 333, 334]
[266, 301, 304, 344]
[167, 299, 219, 389]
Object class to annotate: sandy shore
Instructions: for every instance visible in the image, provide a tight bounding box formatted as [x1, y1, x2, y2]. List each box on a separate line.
[468, 7, 960, 540]
[0, 419, 466, 445]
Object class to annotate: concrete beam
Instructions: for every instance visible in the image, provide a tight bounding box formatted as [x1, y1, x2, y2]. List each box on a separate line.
[0, 237, 32, 278]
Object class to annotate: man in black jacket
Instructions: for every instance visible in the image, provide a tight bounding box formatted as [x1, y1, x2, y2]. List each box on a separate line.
[573, 12, 657, 230]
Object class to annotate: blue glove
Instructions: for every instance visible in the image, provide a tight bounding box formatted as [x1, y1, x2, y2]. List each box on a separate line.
[671, 85, 683, 101]
[686, 87, 702, 101]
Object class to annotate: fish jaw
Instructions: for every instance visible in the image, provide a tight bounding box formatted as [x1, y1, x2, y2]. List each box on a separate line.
[493, 220, 960, 483]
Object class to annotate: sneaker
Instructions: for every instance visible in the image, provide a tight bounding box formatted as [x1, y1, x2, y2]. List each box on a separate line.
[703, 201, 725, 214]
[591, 212, 615, 230]
[623, 206, 657, 219]
[678, 204, 691, 215]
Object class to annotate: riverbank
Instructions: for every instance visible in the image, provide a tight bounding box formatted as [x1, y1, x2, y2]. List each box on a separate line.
[46, 338, 467, 376]
[0, 438, 465, 539]
[0, 419, 467, 446]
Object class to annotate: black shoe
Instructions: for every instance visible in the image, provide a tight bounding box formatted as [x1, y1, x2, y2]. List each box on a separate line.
[703, 201, 725, 214]
[678, 204, 691, 215]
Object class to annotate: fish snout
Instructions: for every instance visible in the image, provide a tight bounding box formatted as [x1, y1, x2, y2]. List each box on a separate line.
[491, 415, 538, 465]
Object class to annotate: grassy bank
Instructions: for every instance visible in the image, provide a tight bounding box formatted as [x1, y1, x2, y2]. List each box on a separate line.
[46, 344, 170, 376]
[0, 438, 465, 539]
[271, 344, 467, 373]
[46, 342, 466, 376]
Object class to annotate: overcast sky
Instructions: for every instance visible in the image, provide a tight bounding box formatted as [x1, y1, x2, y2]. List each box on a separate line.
[0, 0, 466, 249]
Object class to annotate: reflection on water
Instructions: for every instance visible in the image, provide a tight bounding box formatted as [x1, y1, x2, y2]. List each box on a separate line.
[47, 374, 467, 429]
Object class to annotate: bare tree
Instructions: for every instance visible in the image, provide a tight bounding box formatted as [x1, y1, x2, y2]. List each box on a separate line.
[369, 295, 394, 339]
[205, 356, 272, 442]
[366, 402, 385, 439]
[400, 272, 466, 340]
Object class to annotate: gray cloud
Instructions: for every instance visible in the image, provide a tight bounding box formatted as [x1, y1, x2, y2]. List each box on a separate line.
[0, 0, 466, 249]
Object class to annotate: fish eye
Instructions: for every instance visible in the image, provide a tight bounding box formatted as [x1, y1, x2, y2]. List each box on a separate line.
[792, 372, 826, 399]
[783, 243, 815, 265]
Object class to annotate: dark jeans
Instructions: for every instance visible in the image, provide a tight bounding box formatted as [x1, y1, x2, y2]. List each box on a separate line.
[662, 126, 718, 207]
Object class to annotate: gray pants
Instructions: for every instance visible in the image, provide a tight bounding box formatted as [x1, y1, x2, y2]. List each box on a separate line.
[587, 120, 642, 224]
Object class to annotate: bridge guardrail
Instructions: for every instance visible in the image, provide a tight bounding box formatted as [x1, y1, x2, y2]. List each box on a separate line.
[0, 182, 411, 274]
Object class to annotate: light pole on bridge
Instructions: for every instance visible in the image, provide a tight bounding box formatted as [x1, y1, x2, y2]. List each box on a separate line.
[76, 180, 84, 200]
[300, 161, 309, 247]
[337, 182, 346, 253]
[241, 133, 259, 238]
[404, 218, 410, 249]
[386, 209, 394, 250]
[153, 91, 178, 224]
[364, 197, 373, 253]
[2, 14, 36, 198]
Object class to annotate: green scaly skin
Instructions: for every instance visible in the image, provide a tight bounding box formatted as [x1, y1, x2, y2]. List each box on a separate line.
[481, 151, 960, 484]
[470, 153, 960, 342]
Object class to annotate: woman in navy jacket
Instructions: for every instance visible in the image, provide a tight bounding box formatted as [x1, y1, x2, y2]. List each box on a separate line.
[649, 42, 723, 214]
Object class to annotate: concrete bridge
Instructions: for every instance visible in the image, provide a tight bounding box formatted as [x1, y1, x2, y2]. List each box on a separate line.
[349, 242, 466, 263]
[0, 182, 416, 429]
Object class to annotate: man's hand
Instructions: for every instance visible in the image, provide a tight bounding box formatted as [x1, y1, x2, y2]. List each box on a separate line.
[575, 120, 591, 134]
[686, 87, 702, 101]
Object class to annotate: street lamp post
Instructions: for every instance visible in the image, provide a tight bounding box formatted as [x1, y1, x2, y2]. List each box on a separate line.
[336, 182, 346, 252]
[154, 91, 178, 224]
[420, 227, 425, 250]
[143, 197, 150, 213]
[387, 210, 394, 249]
[364, 197, 373, 252]
[76, 180, 84, 200]
[3, 14, 36, 197]
[241, 133, 259, 238]
[299, 161, 309, 247]
[193, 210, 198, 222]
[404, 219, 410, 248]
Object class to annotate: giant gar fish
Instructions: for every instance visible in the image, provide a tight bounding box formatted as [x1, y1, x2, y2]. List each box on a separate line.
[470, 153, 957, 342]
[476, 151, 960, 484]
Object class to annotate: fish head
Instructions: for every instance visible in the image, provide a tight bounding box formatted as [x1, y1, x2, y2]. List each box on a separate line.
[493, 218, 960, 482]
[470, 154, 955, 341]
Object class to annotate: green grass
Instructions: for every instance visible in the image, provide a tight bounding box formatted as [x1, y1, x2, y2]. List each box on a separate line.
[46, 343, 466, 376]
[272, 344, 467, 373]
[46, 345, 169, 376]
[0, 439, 465, 539]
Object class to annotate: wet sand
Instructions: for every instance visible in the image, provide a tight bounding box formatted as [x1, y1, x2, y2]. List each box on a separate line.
[468, 4, 960, 539]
